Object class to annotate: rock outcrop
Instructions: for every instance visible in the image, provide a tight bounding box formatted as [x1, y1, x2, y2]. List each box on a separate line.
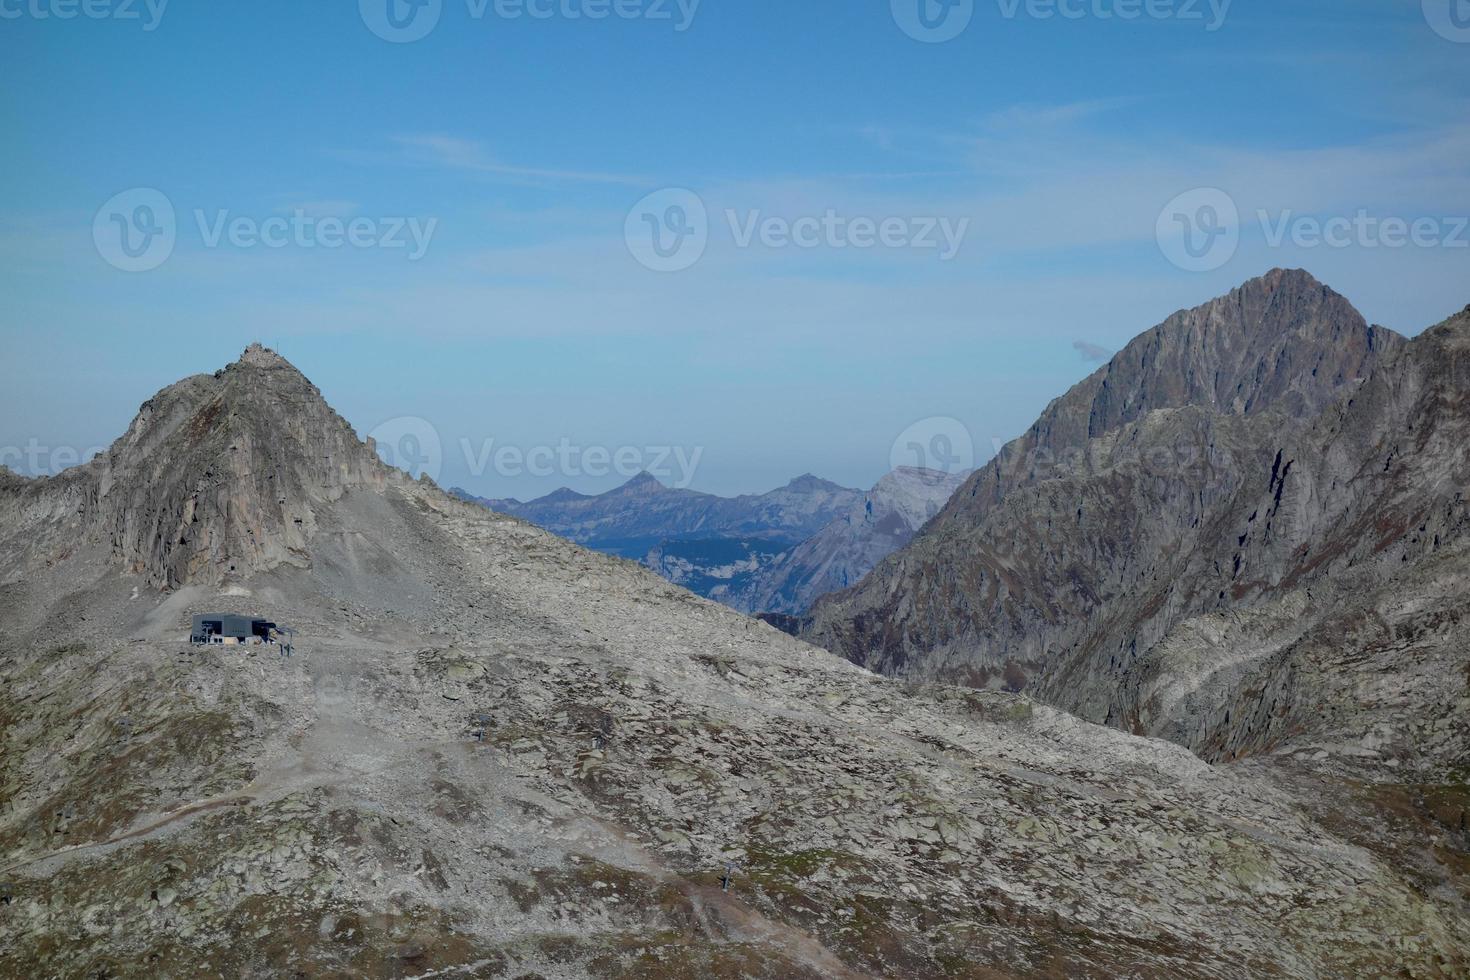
[801, 270, 1407, 685]
[1095, 306, 1470, 759]
[0, 344, 396, 592]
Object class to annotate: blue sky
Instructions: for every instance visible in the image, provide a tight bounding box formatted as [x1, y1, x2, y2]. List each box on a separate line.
[2, 0, 1468, 497]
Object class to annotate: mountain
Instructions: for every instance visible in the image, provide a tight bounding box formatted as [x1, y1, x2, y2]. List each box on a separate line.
[455, 472, 862, 560]
[722, 467, 968, 616]
[1099, 305, 1470, 760]
[0, 343, 394, 596]
[460, 468, 966, 618]
[801, 270, 1407, 686]
[4, 342, 1465, 976]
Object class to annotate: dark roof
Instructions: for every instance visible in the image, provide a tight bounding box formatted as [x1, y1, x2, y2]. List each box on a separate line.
[192, 614, 274, 638]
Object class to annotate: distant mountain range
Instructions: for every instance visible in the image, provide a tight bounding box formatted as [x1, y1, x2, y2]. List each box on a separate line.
[718, 466, 968, 615]
[454, 466, 969, 616]
[452, 472, 862, 559]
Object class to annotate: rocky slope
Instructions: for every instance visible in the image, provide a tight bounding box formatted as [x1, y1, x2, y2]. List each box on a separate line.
[3, 343, 1466, 977]
[723, 467, 968, 617]
[801, 270, 1406, 683]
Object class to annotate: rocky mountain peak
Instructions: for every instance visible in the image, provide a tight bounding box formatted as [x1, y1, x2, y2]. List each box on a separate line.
[619, 471, 666, 492]
[1078, 267, 1401, 437]
[70, 347, 397, 589]
[237, 341, 292, 369]
[782, 473, 838, 492]
[801, 271, 1413, 682]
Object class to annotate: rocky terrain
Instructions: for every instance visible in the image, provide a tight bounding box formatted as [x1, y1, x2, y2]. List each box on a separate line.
[4, 339, 1467, 977]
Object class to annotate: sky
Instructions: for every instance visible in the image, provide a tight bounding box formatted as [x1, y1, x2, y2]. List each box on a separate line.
[2, 0, 1468, 498]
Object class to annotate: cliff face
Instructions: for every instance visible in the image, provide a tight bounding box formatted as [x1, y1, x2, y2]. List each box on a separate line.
[801, 270, 1407, 685]
[1, 344, 397, 591]
[1098, 308, 1470, 764]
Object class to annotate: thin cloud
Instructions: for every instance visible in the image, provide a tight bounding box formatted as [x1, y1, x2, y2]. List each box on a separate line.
[982, 98, 1140, 130]
[391, 134, 647, 187]
[270, 199, 362, 219]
